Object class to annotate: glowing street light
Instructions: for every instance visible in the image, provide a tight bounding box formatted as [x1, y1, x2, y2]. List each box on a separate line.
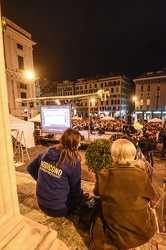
[25, 71, 35, 80]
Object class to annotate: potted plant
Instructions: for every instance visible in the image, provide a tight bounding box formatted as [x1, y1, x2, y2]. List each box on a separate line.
[85, 138, 113, 173]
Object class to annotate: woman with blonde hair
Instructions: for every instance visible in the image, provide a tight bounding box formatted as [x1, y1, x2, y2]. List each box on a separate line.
[27, 128, 84, 217]
[90, 138, 157, 250]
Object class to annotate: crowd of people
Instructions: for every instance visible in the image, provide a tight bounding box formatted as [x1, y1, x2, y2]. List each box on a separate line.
[72, 117, 166, 161]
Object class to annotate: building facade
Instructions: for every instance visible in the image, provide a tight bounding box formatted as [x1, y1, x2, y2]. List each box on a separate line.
[2, 17, 37, 119]
[40, 73, 133, 118]
[75, 74, 134, 118]
[133, 67, 166, 121]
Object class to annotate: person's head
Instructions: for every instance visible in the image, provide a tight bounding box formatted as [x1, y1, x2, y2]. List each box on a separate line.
[60, 128, 81, 151]
[56, 128, 82, 166]
[111, 138, 136, 165]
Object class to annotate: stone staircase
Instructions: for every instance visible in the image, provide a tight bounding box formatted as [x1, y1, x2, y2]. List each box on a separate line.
[2, 216, 68, 250]
[15, 172, 94, 250]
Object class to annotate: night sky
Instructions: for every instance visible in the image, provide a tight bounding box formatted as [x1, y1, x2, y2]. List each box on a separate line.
[1, 0, 166, 82]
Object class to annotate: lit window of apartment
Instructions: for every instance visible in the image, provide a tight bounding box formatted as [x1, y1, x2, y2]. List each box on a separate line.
[147, 99, 150, 105]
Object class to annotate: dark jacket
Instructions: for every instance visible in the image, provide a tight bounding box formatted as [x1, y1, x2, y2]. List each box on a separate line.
[27, 146, 83, 211]
[91, 164, 157, 249]
[146, 137, 156, 151]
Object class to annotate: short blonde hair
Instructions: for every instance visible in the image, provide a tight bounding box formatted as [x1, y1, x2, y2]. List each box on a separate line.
[111, 139, 136, 165]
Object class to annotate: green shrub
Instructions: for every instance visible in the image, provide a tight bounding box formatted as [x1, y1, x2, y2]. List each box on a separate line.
[85, 138, 113, 173]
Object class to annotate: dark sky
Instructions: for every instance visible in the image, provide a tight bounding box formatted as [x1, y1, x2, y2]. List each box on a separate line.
[1, 0, 166, 81]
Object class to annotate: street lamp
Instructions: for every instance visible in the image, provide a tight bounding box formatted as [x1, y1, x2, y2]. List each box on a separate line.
[25, 71, 34, 80]
[132, 96, 137, 112]
[24, 71, 37, 119]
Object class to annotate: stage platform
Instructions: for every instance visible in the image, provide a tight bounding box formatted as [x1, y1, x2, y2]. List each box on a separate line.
[79, 130, 124, 146]
[38, 130, 124, 147]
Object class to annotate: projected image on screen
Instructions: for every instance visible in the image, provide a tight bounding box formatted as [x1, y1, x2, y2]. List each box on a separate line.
[41, 105, 71, 133]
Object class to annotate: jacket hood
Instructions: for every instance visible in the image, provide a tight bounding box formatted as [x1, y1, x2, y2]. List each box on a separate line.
[42, 146, 61, 161]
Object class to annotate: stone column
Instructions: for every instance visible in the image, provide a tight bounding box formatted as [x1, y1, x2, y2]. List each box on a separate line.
[0, 8, 68, 250]
[0, 7, 24, 248]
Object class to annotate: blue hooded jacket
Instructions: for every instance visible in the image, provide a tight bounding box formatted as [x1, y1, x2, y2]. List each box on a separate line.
[27, 146, 83, 210]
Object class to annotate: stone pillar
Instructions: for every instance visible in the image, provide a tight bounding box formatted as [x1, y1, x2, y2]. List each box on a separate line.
[0, 7, 24, 248]
[0, 8, 68, 250]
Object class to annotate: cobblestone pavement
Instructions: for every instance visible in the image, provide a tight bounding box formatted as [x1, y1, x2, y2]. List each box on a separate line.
[15, 143, 166, 249]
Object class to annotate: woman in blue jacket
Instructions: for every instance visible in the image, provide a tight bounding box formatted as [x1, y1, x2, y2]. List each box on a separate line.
[27, 128, 84, 217]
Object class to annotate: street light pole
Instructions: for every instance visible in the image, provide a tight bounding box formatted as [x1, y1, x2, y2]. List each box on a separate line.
[88, 99, 91, 142]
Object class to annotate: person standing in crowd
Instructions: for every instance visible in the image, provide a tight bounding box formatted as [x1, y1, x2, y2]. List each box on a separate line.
[145, 133, 156, 167]
[90, 118, 94, 134]
[90, 139, 157, 250]
[27, 128, 84, 217]
[161, 132, 166, 157]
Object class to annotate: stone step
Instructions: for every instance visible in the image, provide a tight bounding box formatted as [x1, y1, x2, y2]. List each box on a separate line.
[3, 216, 68, 250]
